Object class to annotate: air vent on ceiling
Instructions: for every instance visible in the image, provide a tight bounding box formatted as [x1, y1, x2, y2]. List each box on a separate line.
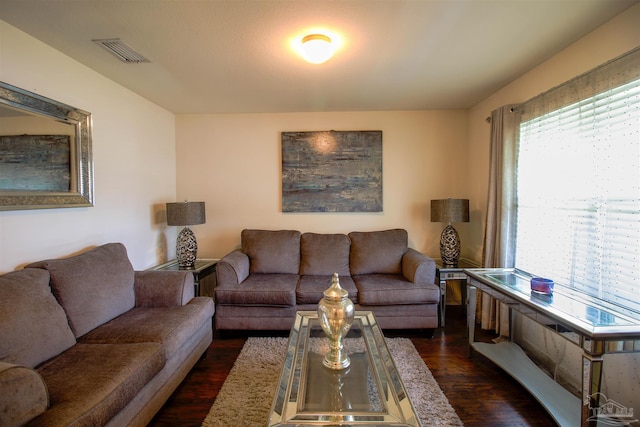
[93, 38, 150, 63]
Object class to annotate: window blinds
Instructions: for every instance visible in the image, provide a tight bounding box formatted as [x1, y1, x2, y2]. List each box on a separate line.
[515, 47, 640, 314]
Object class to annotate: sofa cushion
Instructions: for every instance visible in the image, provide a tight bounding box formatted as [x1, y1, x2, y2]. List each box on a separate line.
[353, 274, 440, 305]
[0, 269, 76, 368]
[300, 233, 351, 276]
[79, 297, 214, 360]
[33, 342, 163, 426]
[296, 275, 357, 304]
[216, 274, 298, 306]
[26, 243, 136, 338]
[349, 229, 408, 275]
[242, 229, 301, 274]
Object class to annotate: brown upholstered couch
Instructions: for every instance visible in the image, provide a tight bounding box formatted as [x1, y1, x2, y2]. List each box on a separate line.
[0, 243, 214, 427]
[215, 229, 439, 331]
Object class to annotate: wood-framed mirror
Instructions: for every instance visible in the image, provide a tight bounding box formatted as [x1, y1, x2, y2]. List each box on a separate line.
[0, 81, 94, 210]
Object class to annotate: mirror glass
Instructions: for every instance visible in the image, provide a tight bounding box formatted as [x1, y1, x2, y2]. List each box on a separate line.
[0, 81, 94, 210]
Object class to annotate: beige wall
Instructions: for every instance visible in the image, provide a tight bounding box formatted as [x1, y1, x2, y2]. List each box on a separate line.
[1, 1, 638, 414]
[464, 3, 640, 411]
[3, 5, 637, 270]
[464, 2, 640, 263]
[176, 110, 468, 259]
[0, 21, 177, 272]
[179, 3, 640, 264]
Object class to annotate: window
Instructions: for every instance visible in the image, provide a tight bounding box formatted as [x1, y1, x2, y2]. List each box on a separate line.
[514, 51, 640, 314]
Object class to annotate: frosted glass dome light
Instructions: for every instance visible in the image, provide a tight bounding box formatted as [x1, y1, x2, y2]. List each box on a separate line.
[300, 34, 334, 64]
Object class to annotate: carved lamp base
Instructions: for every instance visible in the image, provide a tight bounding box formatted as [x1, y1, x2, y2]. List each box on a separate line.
[176, 226, 198, 268]
[440, 224, 461, 266]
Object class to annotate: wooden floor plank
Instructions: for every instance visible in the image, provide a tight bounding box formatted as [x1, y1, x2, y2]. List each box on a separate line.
[149, 306, 557, 426]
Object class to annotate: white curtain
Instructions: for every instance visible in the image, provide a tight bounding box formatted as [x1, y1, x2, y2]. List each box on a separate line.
[479, 104, 519, 335]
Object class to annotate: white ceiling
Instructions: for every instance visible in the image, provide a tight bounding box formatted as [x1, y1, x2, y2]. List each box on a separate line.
[1, 0, 637, 114]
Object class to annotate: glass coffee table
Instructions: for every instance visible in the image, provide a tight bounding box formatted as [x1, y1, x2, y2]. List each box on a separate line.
[268, 311, 422, 426]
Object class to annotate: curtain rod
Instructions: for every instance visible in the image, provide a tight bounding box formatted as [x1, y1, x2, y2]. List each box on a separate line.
[486, 106, 517, 124]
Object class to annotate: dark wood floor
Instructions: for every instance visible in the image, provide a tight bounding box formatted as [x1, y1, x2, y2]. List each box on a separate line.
[149, 306, 557, 426]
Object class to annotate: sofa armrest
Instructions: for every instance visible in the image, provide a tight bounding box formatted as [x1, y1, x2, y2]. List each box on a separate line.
[217, 250, 250, 285]
[134, 270, 195, 307]
[402, 248, 436, 285]
[0, 361, 48, 426]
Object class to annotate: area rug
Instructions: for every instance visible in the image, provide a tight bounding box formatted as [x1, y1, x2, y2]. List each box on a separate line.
[202, 337, 463, 426]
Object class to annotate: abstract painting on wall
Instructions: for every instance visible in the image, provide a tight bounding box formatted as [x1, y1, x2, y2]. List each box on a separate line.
[0, 134, 71, 192]
[282, 130, 382, 212]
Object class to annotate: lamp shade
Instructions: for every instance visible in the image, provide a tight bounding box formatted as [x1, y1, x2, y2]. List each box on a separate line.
[166, 201, 206, 226]
[430, 199, 469, 223]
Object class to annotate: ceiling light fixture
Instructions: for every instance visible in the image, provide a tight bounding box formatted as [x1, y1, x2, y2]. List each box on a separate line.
[300, 34, 334, 64]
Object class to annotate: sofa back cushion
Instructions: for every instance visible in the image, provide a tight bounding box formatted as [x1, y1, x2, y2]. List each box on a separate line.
[242, 229, 301, 274]
[300, 233, 351, 276]
[0, 269, 76, 368]
[26, 243, 135, 338]
[349, 229, 408, 275]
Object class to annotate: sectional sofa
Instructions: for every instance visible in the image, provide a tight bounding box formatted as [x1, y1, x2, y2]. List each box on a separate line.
[215, 228, 439, 331]
[0, 243, 214, 426]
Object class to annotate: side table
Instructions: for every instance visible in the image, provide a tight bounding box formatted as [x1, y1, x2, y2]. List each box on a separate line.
[435, 258, 480, 327]
[151, 258, 218, 297]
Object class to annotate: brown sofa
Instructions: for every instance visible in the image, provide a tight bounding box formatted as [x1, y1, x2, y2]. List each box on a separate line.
[0, 243, 214, 427]
[215, 229, 439, 331]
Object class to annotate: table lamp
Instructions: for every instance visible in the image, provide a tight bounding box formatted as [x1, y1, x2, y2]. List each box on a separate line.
[430, 198, 469, 266]
[166, 201, 206, 268]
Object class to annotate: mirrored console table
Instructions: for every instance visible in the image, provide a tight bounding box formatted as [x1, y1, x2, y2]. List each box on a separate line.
[465, 268, 640, 427]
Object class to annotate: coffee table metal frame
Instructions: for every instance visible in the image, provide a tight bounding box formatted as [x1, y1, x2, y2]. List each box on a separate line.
[268, 310, 422, 427]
